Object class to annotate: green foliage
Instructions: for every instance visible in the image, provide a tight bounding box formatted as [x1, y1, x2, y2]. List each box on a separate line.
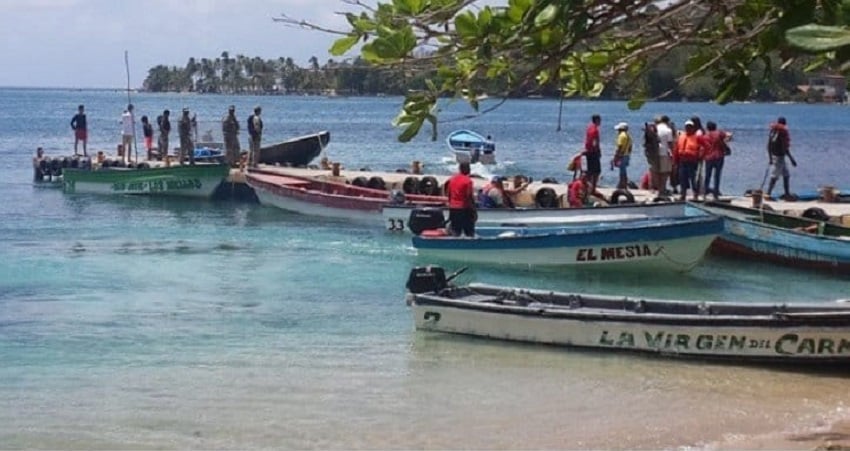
[289, 0, 849, 140]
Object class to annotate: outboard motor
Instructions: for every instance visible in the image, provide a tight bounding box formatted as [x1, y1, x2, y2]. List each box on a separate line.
[406, 266, 447, 294]
[408, 208, 446, 235]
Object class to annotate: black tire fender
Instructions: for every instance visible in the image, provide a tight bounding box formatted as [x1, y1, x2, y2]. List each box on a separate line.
[419, 176, 440, 196]
[609, 189, 635, 205]
[802, 207, 830, 222]
[351, 176, 368, 187]
[402, 176, 420, 194]
[367, 176, 386, 190]
[535, 187, 558, 208]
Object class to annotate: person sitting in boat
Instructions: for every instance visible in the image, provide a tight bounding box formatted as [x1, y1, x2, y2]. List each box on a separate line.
[478, 176, 512, 208]
[567, 172, 590, 208]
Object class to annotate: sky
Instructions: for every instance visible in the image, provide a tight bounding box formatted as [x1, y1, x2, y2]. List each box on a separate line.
[0, 0, 362, 88]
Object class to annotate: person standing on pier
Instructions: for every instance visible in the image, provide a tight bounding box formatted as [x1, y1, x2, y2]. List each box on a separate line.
[70, 104, 87, 156]
[613, 122, 632, 189]
[582, 114, 602, 197]
[222, 105, 240, 167]
[178, 108, 195, 165]
[248, 106, 263, 167]
[120, 104, 135, 163]
[765, 116, 796, 200]
[157, 109, 171, 160]
[141, 116, 154, 160]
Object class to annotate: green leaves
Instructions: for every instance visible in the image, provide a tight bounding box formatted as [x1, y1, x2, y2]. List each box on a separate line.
[786, 24, 850, 51]
[360, 25, 417, 63]
[330, 35, 359, 56]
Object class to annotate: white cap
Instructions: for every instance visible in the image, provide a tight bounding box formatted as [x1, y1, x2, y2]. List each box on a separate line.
[614, 122, 628, 130]
[684, 120, 695, 127]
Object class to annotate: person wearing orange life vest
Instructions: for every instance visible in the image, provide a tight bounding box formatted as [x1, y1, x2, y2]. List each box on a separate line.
[673, 120, 709, 201]
[567, 173, 590, 208]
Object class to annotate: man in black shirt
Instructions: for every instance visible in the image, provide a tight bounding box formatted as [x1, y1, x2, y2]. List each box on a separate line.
[70, 105, 87, 156]
[157, 109, 171, 160]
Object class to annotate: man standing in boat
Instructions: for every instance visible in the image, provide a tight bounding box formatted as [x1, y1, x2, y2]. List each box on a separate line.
[178, 108, 195, 165]
[70, 104, 87, 156]
[446, 162, 476, 237]
[120, 104, 135, 164]
[222, 105, 240, 167]
[157, 109, 171, 160]
[248, 106, 263, 168]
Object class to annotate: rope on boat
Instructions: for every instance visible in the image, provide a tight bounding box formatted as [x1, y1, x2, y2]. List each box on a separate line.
[657, 247, 703, 272]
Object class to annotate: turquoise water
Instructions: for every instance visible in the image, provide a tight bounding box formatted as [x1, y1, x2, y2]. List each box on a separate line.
[1, 88, 850, 449]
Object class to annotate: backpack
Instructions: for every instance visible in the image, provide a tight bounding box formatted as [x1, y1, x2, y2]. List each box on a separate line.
[643, 122, 659, 164]
[768, 128, 786, 156]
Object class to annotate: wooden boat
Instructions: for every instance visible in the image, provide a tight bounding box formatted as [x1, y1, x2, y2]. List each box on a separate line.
[62, 163, 229, 198]
[385, 201, 687, 234]
[446, 129, 496, 165]
[404, 266, 850, 363]
[246, 170, 444, 222]
[259, 131, 330, 167]
[692, 201, 850, 273]
[411, 216, 722, 272]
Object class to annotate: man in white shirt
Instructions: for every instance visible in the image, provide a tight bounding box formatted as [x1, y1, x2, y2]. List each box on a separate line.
[654, 115, 674, 195]
[121, 104, 135, 163]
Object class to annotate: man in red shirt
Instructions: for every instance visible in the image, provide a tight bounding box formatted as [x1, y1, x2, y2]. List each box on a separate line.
[583, 114, 602, 197]
[446, 162, 476, 237]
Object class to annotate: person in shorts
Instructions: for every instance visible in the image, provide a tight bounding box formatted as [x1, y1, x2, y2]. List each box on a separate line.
[71, 104, 87, 156]
[445, 162, 476, 237]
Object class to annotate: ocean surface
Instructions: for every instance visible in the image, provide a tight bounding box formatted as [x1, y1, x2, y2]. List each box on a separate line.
[1, 88, 850, 449]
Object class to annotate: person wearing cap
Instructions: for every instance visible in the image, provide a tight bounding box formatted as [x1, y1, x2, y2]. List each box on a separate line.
[674, 119, 708, 201]
[582, 114, 603, 197]
[222, 105, 240, 167]
[248, 106, 263, 167]
[156, 109, 171, 160]
[120, 104, 135, 163]
[613, 122, 632, 189]
[178, 108, 195, 165]
[766, 116, 796, 200]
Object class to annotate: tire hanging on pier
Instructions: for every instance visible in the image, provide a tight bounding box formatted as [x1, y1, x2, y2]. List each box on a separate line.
[351, 176, 368, 188]
[609, 189, 635, 205]
[402, 177, 420, 195]
[419, 176, 440, 196]
[367, 176, 386, 191]
[535, 187, 558, 208]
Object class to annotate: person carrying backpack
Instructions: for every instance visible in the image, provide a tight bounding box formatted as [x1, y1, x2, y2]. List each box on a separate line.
[765, 116, 796, 201]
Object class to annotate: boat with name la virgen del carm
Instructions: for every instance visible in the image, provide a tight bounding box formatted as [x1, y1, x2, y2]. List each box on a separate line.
[404, 266, 850, 364]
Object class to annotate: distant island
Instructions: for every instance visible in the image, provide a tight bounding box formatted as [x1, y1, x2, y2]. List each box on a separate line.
[143, 50, 847, 104]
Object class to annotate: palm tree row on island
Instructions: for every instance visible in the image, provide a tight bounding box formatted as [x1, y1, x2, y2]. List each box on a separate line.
[142, 51, 411, 96]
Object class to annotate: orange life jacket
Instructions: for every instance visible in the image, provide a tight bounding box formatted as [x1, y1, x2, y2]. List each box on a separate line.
[676, 133, 701, 161]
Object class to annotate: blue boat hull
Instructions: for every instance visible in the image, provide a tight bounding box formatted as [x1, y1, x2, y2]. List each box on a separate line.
[412, 216, 722, 271]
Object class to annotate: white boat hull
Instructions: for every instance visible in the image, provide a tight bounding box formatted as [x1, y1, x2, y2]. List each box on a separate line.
[411, 303, 850, 361]
[252, 183, 383, 223]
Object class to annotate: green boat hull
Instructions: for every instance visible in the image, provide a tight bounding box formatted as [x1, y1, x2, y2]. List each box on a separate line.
[62, 164, 229, 198]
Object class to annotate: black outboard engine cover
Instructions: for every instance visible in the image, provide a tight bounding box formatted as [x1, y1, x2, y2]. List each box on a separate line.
[406, 266, 447, 294]
[408, 208, 446, 235]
